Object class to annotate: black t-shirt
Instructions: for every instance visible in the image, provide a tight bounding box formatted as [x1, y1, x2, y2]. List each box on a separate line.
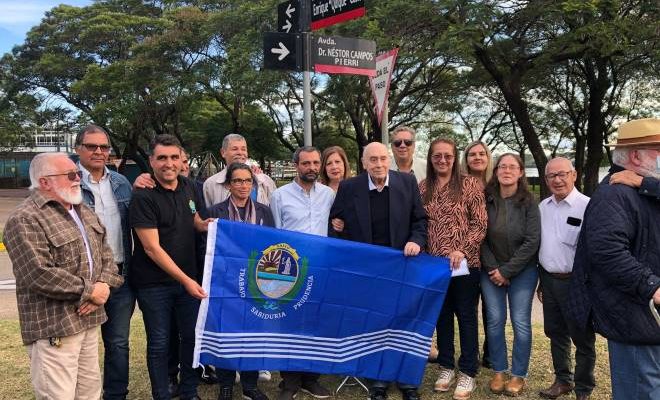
[129, 176, 202, 287]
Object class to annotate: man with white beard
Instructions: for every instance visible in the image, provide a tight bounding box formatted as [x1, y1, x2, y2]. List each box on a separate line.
[4, 152, 123, 399]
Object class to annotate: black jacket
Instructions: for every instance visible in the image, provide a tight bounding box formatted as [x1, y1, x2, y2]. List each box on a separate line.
[206, 198, 275, 228]
[569, 165, 660, 344]
[329, 171, 427, 250]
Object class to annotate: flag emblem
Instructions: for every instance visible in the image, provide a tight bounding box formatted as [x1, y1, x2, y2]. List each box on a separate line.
[247, 243, 310, 315]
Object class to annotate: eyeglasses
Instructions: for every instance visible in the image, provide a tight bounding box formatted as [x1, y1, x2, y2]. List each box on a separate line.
[497, 164, 520, 171]
[80, 143, 111, 152]
[43, 171, 83, 181]
[230, 178, 253, 186]
[431, 153, 454, 162]
[545, 171, 573, 180]
[392, 139, 414, 147]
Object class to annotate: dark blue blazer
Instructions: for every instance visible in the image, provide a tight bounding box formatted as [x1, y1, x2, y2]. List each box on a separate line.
[329, 171, 427, 250]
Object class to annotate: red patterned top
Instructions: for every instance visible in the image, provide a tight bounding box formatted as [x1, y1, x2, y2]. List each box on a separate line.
[419, 175, 488, 267]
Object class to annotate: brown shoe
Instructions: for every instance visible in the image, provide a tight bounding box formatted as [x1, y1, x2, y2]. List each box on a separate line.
[489, 372, 506, 394]
[504, 377, 525, 397]
[539, 381, 574, 399]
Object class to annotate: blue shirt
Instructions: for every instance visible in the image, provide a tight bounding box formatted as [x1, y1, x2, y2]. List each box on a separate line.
[270, 180, 335, 237]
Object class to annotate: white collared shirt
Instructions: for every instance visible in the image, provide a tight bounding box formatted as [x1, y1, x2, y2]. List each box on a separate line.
[203, 167, 277, 208]
[67, 206, 94, 275]
[80, 165, 124, 264]
[270, 180, 335, 237]
[368, 173, 390, 192]
[539, 188, 590, 273]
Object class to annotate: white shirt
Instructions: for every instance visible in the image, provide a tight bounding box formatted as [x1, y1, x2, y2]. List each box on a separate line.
[270, 180, 335, 237]
[539, 188, 590, 273]
[368, 173, 390, 192]
[81, 166, 124, 264]
[68, 207, 94, 275]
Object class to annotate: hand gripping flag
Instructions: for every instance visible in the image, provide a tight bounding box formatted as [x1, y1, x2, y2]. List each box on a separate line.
[194, 220, 451, 385]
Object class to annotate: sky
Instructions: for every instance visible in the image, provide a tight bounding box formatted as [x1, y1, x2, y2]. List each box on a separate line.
[0, 0, 92, 56]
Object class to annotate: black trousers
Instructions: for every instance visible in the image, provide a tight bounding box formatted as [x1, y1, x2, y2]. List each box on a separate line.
[280, 372, 320, 391]
[540, 269, 596, 395]
[217, 370, 258, 390]
[436, 268, 481, 377]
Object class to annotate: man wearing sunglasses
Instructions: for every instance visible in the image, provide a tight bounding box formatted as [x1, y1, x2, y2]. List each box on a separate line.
[75, 125, 135, 400]
[389, 126, 426, 183]
[4, 152, 123, 399]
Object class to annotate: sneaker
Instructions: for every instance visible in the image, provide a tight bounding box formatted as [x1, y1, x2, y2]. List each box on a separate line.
[453, 373, 476, 400]
[300, 381, 332, 399]
[369, 388, 387, 400]
[278, 389, 297, 400]
[218, 385, 233, 400]
[258, 370, 272, 382]
[434, 367, 456, 392]
[243, 388, 270, 400]
[235, 372, 241, 384]
[401, 389, 420, 400]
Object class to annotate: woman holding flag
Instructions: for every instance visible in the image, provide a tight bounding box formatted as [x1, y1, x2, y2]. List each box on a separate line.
[419, 138, 487, 400]
[206, 162, 275, 400]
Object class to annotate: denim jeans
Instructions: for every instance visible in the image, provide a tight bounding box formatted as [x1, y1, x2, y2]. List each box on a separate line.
[436, 267, 481, 377]
[101, 280, 136, 400]
[608, 340, 660, 400]
[480, 264, 538, 377]
[137, 284, 200, 400]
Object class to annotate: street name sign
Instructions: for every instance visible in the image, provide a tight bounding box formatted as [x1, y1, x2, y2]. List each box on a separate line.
[277, 0, 300, 33]
[311, 0, 365, 30]
[312, 35, 376, 76]
[263, 32, 303, 71]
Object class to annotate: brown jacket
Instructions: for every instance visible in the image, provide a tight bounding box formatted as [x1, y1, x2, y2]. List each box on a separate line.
[4, 191, 123, 344]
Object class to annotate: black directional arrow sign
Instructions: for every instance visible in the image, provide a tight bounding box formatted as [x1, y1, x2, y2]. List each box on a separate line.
[263, 32, 303, 71]
[277, 0, 300, 33]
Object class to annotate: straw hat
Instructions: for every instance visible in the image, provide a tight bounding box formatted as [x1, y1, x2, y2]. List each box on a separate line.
[605, 118, 660, 147]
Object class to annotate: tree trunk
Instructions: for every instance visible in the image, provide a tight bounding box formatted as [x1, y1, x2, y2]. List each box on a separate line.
[582, 58, 610, 195]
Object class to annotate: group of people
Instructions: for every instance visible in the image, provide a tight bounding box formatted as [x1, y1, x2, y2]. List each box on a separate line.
[4, 119, 659, 400]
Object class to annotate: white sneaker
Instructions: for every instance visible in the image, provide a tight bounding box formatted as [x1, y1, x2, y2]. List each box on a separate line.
[453, 373, 476, 400]
[258, 370, 271, 381]
[434, 367, 455, 392]
[235, 372, 241, 383]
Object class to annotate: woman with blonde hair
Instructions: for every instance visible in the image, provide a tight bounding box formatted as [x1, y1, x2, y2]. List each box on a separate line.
[462, 141, 494, 184]
[462, 140, 494, 369]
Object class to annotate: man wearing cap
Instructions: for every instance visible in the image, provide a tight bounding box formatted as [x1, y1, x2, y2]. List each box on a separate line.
[569, 118, 660, 400]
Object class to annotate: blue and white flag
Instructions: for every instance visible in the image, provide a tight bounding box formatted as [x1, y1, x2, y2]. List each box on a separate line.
[194, 220, 451, 385]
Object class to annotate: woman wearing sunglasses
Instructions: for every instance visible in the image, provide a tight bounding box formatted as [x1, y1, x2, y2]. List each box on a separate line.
[206, 162, 274, 400]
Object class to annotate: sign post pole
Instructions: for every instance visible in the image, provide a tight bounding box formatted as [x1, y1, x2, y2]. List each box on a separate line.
[303, 70, 312, 146]
[382, 100, 388, 146]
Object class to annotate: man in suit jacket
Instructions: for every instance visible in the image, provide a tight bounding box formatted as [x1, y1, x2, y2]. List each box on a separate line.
[329, 142, 427, 400]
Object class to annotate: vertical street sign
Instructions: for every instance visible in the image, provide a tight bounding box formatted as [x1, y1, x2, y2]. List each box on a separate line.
[263, 32, 303, 71]
[277, 0, 300, 33]
[312, 35, 376, 77]
[311, 0, 366, 30]
[369, 48, 399, 125]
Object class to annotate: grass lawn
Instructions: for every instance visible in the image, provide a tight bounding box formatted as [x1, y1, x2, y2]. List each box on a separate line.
[0, 316, 612, 400]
